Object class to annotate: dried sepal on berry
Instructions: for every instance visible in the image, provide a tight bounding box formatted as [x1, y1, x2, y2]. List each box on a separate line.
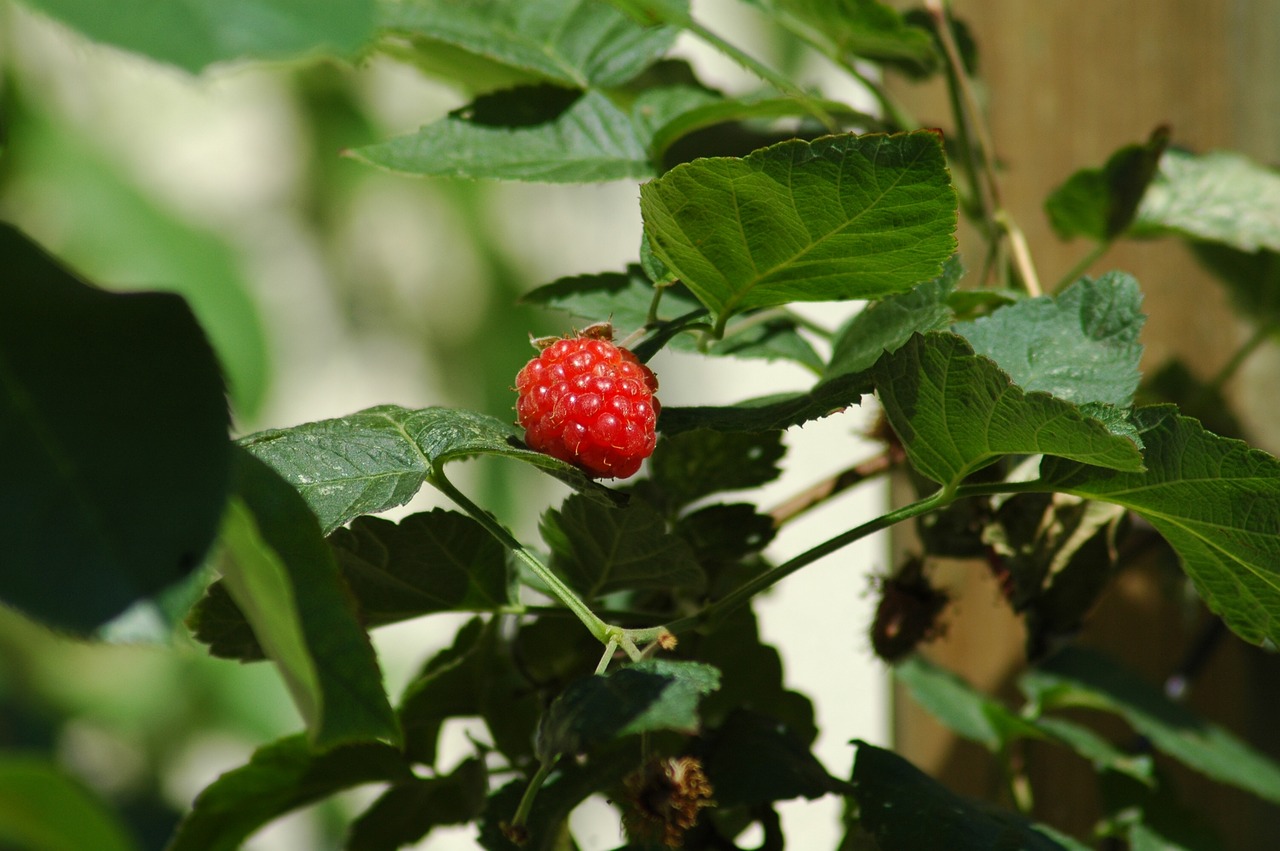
[621, 755, 715, 848]
[514, 326, 660, 479]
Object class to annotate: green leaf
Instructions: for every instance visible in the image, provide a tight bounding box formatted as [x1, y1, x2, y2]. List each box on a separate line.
[658, 370, 872, 434]
[1022, 647, 1280, 803]
[639, 131, 958, 327]
[1133, 148, 1280, 252]
[540, 494, 705, 598]
[894, 656, 1041, 751]
[187, 580, 267, 661]
[955, 273, 1146, 412]
[377, 0, 683, 89]
[675, 503, 775, 562]
[1030, 716, 1154, 785]
[756, 0, 938, 69]
[0, 757, 140, 851]
[850, 741, 1076, 851]
[872, 332, 1145, 490]
[351, 88, 653, 183]
[330, 509, 513, 621]
[649, 429, 786, 509]
[0, 224, 230, 633]
[218, 449, 400, 747]
[701, 710, 846, 807]
[347, 758, 488, 851]
[20, 0, 374, 73]
[1039, 407, 1280, 647]
[535, 659, 720, 759]
[167, 734, 412, 851]
[240, 404, 611, 536]
[823, 253, 961, 381]
[1044, 126, 1170, 242]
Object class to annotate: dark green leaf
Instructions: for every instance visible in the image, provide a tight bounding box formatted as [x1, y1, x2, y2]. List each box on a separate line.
[22, 0, 374, 73]
[218, 449, 399, 747]
[330, 509, 513, 621]
[873, 332, 1145, 490]
[1133, 148, 1280, 252]
[1039, 406, 1280, 647]
[850, 741, 1075, 851]
[1022, 647, 1280, 803]
[894, 656, 1040, 751]
[347, 758, 488, 851]
[824, 254, 961, 381]
[1045, 126, 1170, 241]
[659, 370, 872, 434]
[351, 89, 653, 183]
[955, 273, 1145, 413]
[536, 659, 720, 759]
[0, 224, 229, 633]
[639, 131, 958, 326]
[675, 503, 775, 562]
[240, 404, 612, 536]
[701, 710, 845, 807]
[377, 0, 683, 89]
[167, 735, 411, 851]
[187, 580, 267, 661]
[0, 757, 140, 851]
[649, 429, 785, 509]
[540, 494, 705, 598]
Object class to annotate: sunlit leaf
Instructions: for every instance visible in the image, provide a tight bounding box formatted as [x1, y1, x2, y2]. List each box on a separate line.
[873, 332, 1144, 490]
[640, 131, 957, 326]
[1039, 408, 1280, 647]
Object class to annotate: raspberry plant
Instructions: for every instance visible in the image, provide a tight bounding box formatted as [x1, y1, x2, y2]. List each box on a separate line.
[3, 1, 1280, 850]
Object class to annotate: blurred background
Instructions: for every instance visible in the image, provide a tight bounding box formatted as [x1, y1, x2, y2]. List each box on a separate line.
[0, 1, 889, 847]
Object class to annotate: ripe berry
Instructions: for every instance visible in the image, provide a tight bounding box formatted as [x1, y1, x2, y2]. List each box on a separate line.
[514, 326, 659, 479]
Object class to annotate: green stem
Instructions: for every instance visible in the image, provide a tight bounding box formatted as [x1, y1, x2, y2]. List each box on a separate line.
[1206, 320, 1278, 393]
[668, 491, 952, 634]
[429, 468, 610, 643]
[508, 758, 557, 838]
[1053, 241, 1110, 293]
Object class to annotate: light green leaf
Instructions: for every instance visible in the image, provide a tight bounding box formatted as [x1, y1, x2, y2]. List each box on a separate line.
[752, 0, 937, 69]
[872, 332, 1145, 490]
[1039, 406, 1280, 647]
[376, 0, 682, 89]
[956, 273, 1145, 412]
[0, 224, 229, 633]
[1031, 715, 1154, 785]
[218, 448, 400, 748]
[351, 89, 652, 183]
[824, 253, 961, 381]
[536, 659, 720, 759]
[851, 742, 1077, 851]
[0, 757, 140, 851]
[1022, 647, 1280, 803]
[1133, 148, 1280, 252]
[20, 0, 374, 73]
[639, 131, 958, 327]
[167, 734, 412, 851]
[239, 404, 611, 536]
[540, 494, 705, 598]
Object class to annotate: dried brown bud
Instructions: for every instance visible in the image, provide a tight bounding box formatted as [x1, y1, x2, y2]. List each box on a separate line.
[621, 756, 715, 847]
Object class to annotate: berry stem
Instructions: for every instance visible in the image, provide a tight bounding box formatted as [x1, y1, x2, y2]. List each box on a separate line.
[428, 467, 611, 643]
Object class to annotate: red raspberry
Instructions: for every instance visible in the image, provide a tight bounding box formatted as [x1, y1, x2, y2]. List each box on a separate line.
[514, 327, 660, 479]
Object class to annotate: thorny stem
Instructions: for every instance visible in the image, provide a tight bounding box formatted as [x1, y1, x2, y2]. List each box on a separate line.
[768, 449, 900, 528]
